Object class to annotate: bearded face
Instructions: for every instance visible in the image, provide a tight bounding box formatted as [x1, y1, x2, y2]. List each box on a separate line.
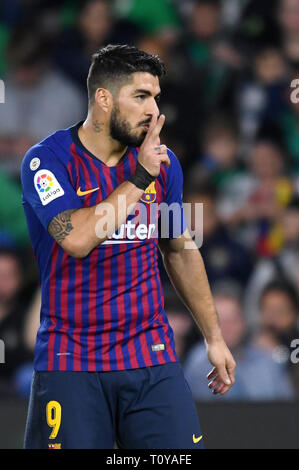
[109, 103, 150, 147]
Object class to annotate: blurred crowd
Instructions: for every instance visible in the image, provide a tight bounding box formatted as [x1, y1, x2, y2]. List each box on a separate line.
[1, 0, 299, 402]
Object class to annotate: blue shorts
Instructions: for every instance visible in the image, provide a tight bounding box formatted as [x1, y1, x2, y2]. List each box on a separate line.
[24, 362, 204, 449]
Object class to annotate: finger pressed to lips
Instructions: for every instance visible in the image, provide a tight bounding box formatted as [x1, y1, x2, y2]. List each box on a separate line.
[146, 114, 165, 139]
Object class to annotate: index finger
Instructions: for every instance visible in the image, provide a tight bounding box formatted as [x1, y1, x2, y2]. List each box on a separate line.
[147, 114, 165, 141]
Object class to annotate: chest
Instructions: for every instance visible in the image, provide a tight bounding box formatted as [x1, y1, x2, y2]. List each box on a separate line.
[68, 150, 166, 243]
[69, 151, 165, 208]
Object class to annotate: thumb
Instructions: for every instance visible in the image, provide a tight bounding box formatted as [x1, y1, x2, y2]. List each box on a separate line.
[217, 364, 231, 386]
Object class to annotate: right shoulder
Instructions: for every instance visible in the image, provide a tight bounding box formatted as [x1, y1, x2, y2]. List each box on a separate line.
[21, 128, 73, 176]
[22, 143, 54, 171]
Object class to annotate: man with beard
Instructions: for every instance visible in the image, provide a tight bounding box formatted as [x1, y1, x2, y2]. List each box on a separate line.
[21, 45, 235, 449]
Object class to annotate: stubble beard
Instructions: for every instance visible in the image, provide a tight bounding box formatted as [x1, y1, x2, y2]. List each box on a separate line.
[109, 104, 147, 147]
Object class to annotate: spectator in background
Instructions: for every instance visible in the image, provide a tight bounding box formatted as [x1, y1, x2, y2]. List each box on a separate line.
[0, 169, 29, 248]
[187, 114, 243, 189]
[0, 248, 34, 395]
[180, 0, 242, 115]
[218, 138, 297, 255]
[278, 0, 299, 68]
[183, 0, 222, 67]
[14, 287, 41, 398]
[184, 184, 253, 289]
[113, 0, 181, 39]
[0, 24, 85, 173]
[237, 47, 290, 153]
[184, 289, 295, 401]
[244, 197, 299, 327]
[279, 71, 299, 170]
[53, 0, 115, 93]
[229, 0, 279, 57]
[254, 279, 299, 395]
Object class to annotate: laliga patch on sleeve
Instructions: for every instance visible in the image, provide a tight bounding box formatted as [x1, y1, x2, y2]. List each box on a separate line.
[34, 169, 64, 206]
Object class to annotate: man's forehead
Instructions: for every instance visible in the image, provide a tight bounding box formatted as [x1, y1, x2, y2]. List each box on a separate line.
[121, 72, 161, 95]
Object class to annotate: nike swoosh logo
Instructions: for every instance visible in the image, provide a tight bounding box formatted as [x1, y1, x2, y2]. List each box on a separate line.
[77, 187, 99, 196]
[193, 434, 203, 444]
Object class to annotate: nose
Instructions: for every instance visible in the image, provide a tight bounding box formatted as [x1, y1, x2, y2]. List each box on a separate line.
[145, 97, 160, 120]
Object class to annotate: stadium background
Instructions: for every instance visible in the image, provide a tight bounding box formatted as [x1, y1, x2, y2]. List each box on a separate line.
[1, 0, 299, 449]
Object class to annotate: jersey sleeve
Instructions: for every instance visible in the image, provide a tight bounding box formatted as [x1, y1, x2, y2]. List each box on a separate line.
[21, 144, 83, 230]
[160, 149, 188, 238]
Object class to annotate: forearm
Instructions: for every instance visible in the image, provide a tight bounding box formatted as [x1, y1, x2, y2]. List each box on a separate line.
[160, 235, 236, 393]
[59, 181, 144, 257]
[162, 243, 222, 342]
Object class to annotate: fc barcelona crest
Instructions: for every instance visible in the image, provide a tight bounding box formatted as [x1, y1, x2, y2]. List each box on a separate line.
[140, 181, 156, 204]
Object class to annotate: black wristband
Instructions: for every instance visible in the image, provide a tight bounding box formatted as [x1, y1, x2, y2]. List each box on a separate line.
[128, 161, 155, 190]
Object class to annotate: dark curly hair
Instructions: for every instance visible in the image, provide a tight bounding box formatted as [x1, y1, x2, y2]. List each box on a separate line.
[87, 44, 166, 106]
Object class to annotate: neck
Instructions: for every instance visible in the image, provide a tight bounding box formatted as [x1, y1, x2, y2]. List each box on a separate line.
[78, 110, 128, 166]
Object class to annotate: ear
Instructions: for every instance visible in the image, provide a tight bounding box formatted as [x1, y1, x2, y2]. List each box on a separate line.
[94, 88, 112, 113]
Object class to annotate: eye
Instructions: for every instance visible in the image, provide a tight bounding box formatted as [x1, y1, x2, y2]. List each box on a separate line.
[155, 95, 161, 104]
[136, 95, 146, 101]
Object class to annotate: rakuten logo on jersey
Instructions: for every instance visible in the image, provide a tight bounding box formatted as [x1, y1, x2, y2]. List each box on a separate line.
[103, 220, 157, 245]
[95, 196, 159, 245]
[94, 195, 204, 249]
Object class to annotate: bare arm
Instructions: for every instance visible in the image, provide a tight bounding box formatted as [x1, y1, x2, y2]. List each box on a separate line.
[48, 181, 144, 257]
[48, 115, 170, 258]
[159, 229, 236, 395]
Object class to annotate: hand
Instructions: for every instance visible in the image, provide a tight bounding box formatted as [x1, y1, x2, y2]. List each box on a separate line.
[205, 338, 236, 395]
[138, 114, 170, 177]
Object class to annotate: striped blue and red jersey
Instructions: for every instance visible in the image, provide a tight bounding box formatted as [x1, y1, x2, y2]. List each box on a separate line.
[21, 122, 187, 372]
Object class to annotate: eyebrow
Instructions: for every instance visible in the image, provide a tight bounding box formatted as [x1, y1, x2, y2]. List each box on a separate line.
[134, 89, 161, 99]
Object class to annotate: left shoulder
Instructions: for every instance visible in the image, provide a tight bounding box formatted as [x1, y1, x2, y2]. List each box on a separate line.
[166, 148, 182, 166]
[156, 148, 184, 196]
[164, 148, 183, 179]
